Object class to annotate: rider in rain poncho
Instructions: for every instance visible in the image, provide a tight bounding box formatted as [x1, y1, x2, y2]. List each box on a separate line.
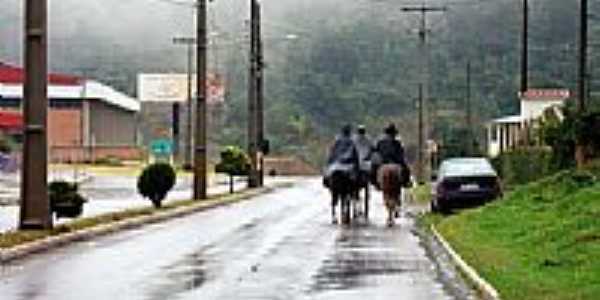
[353, 125, 374, 186]
[323, 124, 360, 187]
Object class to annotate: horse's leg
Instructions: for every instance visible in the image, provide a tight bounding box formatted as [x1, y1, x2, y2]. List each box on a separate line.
[342, 194, 351, 225]
[364, 183, 369, 220]
[331, 193, 338, 224]
[385, 194, 395, 227]
[394, 188, 402, 218]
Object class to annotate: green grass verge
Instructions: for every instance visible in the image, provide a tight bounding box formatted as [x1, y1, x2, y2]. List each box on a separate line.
[431, 164, 600, 300]
[0, 186, 279, 249]
[412, 183, 432, 204]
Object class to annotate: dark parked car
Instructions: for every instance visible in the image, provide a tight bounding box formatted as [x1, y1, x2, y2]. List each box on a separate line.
[431, 158, 502, 213]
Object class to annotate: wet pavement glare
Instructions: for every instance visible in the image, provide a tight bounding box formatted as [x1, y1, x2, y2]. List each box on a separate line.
[1, 179, 468, 300]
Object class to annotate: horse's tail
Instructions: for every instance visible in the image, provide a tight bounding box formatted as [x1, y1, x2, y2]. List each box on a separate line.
[378, 164, 402, 195]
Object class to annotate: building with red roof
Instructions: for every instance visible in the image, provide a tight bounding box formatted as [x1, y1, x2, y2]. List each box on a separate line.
[487, 88, 571, 157]
[0, 61, 141, 162]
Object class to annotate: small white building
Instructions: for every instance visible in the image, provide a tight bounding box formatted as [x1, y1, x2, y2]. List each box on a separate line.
[487, 89, 570, 157]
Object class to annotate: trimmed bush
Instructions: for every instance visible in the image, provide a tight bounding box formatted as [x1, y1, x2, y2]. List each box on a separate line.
[137, 163, 176, 208]
[215, 146, 250, 193]
[49, 181, 87, 219]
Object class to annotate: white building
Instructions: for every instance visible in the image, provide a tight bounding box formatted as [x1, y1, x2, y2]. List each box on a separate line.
[487, 89, 570, 157]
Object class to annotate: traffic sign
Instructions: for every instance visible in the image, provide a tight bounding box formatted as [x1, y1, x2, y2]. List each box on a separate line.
[150, 139, 173, 156]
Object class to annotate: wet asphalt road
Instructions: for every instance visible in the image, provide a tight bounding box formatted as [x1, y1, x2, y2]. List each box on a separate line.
[0, 179, 469, 300]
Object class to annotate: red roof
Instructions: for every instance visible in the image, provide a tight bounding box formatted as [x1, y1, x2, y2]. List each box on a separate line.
[520, 89, 570, 101]
[0, 62, 81, 86]
[0, 111, 23, 130]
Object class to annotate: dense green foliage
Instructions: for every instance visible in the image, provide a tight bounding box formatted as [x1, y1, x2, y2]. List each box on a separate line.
[137, 163, 176, 208]
[435, 164, 600, 300]
[215, 146, 249, 176]
[491, 148, 557, 186]
[215, 146, 249, 193]
[49, 181, 87, 218]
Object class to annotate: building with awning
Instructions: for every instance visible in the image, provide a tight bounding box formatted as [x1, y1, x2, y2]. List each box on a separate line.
[0, 61, 141, 162]
[487, 89, 570, 157]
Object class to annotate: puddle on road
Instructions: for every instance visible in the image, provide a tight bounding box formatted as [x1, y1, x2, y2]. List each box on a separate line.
[308, 223, 426, 294]
[144, 252, 211, 300]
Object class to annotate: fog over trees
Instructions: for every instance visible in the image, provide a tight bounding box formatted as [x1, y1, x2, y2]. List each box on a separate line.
[0, 0, 593, 163]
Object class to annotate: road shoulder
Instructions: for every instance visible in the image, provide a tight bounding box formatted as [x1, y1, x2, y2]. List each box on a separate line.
[0, 182, 292, 263]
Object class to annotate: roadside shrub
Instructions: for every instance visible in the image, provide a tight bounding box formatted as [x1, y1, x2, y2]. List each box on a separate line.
[49, 181, 87, 219]
[215, 146, 249, 193]
[137, 163, 176, 208]
[492, 147, 557, 186]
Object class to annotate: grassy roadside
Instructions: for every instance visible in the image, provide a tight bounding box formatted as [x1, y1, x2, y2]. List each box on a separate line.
[412, 183, 432, 204]
[0, 185, 287, 249]
[429, 166, 600, 300]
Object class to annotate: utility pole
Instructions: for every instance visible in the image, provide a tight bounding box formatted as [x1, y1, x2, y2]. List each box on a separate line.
[466, 60, 473, 156]
[579, 0, 588, 112]
[194, 0, 208, 200]
[20, 0, 52, 229]
[576, 0, 588, 168]
[417, 83, 424, 180]
[173, 37, 196, 169]
[247, 0, 260, 188]
[401, 5, 446, 184]
[521, 0, 528, 93]
[256, 1, 265, 187]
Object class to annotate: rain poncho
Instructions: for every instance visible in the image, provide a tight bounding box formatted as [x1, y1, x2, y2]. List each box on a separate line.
[353, 133, 374, 172]
[324, 134, 359, 180]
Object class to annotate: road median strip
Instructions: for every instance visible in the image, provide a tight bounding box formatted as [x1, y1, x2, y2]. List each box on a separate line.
[0, 182, 292, 263]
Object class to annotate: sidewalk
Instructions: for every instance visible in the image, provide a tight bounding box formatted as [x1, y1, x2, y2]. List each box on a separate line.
[0, 175, 286, 233]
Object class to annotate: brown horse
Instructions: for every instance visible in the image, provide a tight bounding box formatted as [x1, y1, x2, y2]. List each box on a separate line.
[377, 164, 405, 227]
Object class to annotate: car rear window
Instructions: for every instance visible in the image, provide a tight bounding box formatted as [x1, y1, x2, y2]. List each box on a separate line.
[439, 158, 497, 178]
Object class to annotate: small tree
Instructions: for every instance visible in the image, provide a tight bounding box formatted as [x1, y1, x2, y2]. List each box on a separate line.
[215, 146, 250, 193]
[137, 163, 176, 208]
[49, 181, 87, 219]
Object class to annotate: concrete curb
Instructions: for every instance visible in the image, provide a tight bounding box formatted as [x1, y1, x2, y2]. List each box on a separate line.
[0, 184, 289, 263]
[430, 225, 501, 300]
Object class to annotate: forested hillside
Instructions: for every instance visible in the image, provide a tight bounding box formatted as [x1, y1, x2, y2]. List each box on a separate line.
[0, 0, 595, 165]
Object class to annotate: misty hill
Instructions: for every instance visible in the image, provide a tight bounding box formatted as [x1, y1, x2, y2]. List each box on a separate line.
[0, 0, 595, 164]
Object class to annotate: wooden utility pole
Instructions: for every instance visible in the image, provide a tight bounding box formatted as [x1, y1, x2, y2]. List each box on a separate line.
[579, 0, 588, 113]
[576, 0, 588, 168]
[173, 37, 196, 169]
[466, 60, 473, 156]
[401, 5, 446, 184]
[521, 0, 528, 93]
[247, 0, 260, 188]
[20, 0, 52, 229]
[256, 1, 265, 187]
[194, 0, 208, 200]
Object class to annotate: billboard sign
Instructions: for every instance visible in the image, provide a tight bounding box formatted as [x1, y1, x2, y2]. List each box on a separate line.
[138, 73, 225, 104]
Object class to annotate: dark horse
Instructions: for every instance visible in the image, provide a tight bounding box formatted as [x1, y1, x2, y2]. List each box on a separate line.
[328, 170, 360, 225]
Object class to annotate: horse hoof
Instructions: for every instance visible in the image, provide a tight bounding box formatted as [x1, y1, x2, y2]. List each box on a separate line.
[332, 219, 338, 225]
[394, 211, 400, 218]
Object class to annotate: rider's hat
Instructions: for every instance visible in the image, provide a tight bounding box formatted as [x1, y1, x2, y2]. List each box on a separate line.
[357, 124, 366, 134]
[384, 123, 398, 136]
